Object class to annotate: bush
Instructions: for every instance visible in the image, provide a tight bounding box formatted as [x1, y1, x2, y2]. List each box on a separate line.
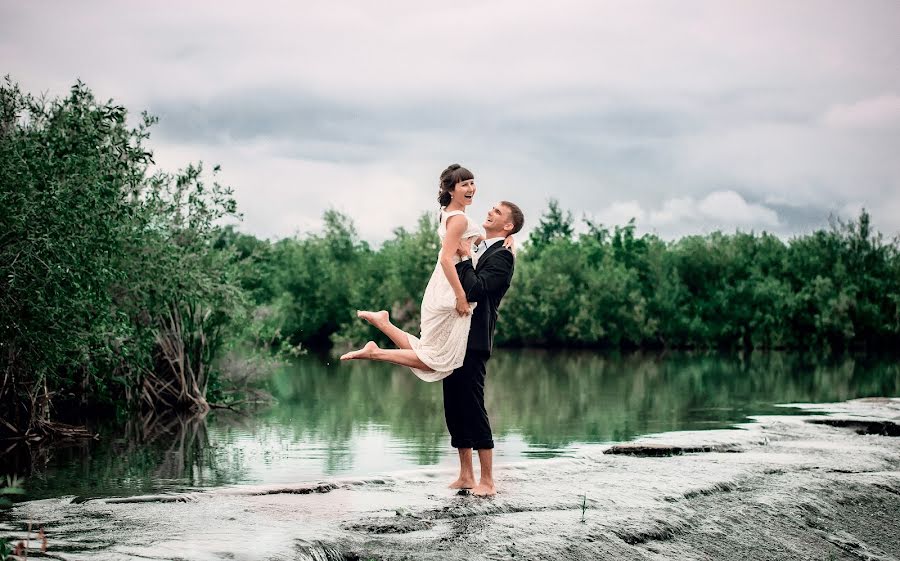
[0, 79, 243, 436]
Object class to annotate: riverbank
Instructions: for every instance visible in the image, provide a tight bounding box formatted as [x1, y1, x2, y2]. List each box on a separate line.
[3, 397, 899, 560]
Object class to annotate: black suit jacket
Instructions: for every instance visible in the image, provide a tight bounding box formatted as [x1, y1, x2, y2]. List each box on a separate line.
[455, 242, 515, 356]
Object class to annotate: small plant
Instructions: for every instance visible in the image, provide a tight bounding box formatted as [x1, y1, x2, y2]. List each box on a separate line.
[0, 526, 47, 561]
[0, 476, 25, 510]
[1, 476, 25, 561]
[0, 477, 46, 561]
[580, 494, 588, 523]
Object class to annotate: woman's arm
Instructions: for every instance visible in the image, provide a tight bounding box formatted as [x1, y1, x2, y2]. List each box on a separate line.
[440, 215, 471, 316]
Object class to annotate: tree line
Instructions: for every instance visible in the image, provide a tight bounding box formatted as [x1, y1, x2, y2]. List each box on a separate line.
[229, 200, 899, 355]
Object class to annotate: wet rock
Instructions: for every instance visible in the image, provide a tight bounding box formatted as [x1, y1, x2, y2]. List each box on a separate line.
[243, 482, 340, 496]
[873, 481, 900, 497]
[73, 482, 341, 505]
[69, 496, 101, 504]
[344, 517, 435, 534]
[806, 418, 900, 436]
[603, 442, 742, 456]
[613, 515, 691, 544]
[681, 481, 737, 500]
[100, 493, 199, 504]
[292, 539, 348, 561]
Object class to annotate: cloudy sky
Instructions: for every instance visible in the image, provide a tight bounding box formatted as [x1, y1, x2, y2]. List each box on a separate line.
[3, 1, 899, 242]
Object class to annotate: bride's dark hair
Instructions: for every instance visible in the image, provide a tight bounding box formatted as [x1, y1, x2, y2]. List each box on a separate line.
[438, 164, 474, 207]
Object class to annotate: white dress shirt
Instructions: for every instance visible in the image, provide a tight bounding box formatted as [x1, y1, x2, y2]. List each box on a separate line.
[472, 237, 504, 268]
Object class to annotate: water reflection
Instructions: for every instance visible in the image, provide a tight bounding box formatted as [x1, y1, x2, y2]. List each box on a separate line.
[487, 351, 900, 445]
[2, 412, 253, 500]
[4, 351, 898, 500]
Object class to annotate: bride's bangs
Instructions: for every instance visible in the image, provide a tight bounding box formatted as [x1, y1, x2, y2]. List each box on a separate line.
[453, 167, 474, 185]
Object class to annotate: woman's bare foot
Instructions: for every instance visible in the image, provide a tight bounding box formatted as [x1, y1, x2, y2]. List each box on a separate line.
[357, 310, 389, 328]
[449, 477, 476, 490]
[340, 341, 379, 361]
[471, 479, 496, 496]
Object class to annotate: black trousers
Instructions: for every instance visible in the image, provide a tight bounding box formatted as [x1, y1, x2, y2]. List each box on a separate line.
[442, 350, 494, 450]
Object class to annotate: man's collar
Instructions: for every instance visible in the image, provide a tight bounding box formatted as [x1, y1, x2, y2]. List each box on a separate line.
[483, 236, 505, 249]
[474, 237, 507, 264]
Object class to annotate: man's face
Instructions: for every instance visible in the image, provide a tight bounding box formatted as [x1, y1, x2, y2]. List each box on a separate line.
[483, 203, 510, 234]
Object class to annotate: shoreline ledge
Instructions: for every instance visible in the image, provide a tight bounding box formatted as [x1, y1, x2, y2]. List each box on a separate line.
[4, 397, 900, 560]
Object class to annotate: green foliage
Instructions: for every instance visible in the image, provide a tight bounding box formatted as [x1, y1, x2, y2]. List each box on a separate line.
[0, 476, 25, 510]
[0, 78, 243, 434]
[338, 213, 441, 346]
[216, 211, 441, 351]
[497, 202, 900, 351]
[232, 209, 373, 351]
[527, 198, 574, 254]
[238, 199, 899, 353]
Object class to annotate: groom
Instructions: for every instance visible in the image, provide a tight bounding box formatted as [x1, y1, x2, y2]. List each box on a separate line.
[445, 200, 524, 496]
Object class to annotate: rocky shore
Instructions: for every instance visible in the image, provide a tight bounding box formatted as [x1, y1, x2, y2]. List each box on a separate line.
[4, 398, 899, 560]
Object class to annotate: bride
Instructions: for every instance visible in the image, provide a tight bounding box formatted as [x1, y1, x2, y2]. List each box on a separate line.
[340, 164, 512, 381]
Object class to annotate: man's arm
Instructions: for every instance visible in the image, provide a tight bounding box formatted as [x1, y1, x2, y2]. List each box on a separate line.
[455, 250, 514, 302]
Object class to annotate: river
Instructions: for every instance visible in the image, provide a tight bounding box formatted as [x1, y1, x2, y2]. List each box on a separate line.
[6, 350, 899, 501]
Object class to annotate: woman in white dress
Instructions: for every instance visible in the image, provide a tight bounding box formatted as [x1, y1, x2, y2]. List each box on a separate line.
[340, 164, 512, 381]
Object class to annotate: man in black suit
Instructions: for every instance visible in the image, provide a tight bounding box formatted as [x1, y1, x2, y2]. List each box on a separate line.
[446, 200, 524, 496]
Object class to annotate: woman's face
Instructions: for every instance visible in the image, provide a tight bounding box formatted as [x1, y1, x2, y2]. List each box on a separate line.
[451, 178, 476, 206]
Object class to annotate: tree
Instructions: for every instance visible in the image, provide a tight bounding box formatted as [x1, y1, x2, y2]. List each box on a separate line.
[0, 78, 243, 437]
[527, 198, 574, 252]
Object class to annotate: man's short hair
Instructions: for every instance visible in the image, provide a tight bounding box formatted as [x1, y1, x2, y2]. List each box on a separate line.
[500, 201, 524, 235]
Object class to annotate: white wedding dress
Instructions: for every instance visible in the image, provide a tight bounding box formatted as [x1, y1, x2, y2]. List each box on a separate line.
[406, 209, 484, 382]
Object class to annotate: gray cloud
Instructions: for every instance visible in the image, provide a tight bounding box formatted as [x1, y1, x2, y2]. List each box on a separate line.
[2, 0, 899, 242]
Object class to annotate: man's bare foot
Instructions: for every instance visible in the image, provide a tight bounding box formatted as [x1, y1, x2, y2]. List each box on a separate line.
[357, 310, 389, 328]
[340, 341, 379, 361]
[471, 480, 496, 496]
[449, 477, 476, 490]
